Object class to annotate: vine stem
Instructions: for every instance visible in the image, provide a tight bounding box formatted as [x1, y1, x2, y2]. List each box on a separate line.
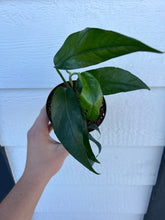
[69, 75, 73, 87]
[55, 68, 70, 87]
[66, 70, 74, 88]
[66, 70, 72, 75]
[67, 71, 80, 98]
[70, 72, 80, 98]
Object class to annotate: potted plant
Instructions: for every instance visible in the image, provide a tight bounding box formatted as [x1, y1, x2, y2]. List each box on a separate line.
[46, 27, 162, 174]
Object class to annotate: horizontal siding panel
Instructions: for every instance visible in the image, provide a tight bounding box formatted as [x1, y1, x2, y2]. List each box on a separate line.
[0, 0, 164, 88]
[34, 185, 152, 213]
[32, 212, 144, 220]
[6, 146, 163, 185]
[0, 88, 165, 147]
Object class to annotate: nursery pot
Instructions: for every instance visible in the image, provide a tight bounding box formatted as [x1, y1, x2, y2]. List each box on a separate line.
[46, 81, 106, 132]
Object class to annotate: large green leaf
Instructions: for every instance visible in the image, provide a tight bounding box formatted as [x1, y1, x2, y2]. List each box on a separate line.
[78, 72, 103, 121]
[85, 67, 150, 95]
[51, 86, 99, 174]
[54, 27, 162, 70]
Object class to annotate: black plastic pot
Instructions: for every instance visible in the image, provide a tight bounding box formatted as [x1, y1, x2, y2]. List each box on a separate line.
[46, 81, 106, 132]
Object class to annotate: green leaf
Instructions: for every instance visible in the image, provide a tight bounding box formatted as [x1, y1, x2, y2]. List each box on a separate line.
[78, 72, 103, 121]
[88, 123, 101, 135]
[89, 133, 102, 156]
[86, 67, 150, 95]
[51, 86, 99, 174]
[81, 111, 100, 165]
[54, 27, 162, 70]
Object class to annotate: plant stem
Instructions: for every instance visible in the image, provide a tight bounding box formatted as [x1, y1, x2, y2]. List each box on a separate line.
[75, 88, 80, 99]
[69, 75, 73, 88]
[55, 68, 70, 87]
[70, 72, 80, 98]
[66, 70, 74, 88]
[66, 70, 72, 75]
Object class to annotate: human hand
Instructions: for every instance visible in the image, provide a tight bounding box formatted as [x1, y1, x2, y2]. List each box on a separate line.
[24, 106, 69, 182]
[0, 106, 68, 220]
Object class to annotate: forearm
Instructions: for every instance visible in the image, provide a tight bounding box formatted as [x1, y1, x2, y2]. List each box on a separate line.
[0, 106, 68, 220]
[0, 171, 49, 220]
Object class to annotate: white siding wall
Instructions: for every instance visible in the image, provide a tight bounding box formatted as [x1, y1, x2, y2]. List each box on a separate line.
[0, 1, 165, 220]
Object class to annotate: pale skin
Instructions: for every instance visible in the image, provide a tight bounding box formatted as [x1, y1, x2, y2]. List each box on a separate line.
[0, 106, 69, 220]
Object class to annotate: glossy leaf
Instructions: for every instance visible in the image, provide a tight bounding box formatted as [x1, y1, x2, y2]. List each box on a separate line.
[54, 27, 162, 70]
[78, 72, 103, 121]
[51, 86, 99, 174]
[85, 67, 150, 95]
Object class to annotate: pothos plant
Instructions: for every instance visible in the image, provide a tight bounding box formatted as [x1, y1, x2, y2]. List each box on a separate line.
[46, 27, 162, 174]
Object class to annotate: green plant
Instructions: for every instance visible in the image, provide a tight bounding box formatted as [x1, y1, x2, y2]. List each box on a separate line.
[49, 27, 162, 174]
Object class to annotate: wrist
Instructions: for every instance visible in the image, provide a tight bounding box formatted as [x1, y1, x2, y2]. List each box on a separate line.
[22, 168, 51, 186]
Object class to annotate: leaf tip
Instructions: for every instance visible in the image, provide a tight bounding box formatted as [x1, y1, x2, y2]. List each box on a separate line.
[94, 170, 101, 175]
[157, 50, 164, 54]
[96, 159, 101, 164]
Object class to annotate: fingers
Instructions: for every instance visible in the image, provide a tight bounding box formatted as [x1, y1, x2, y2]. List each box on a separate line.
[61, 145, 69, 158]
[31, 105, 49, 132]
[48, 123, 53, 133]
[39, 106, 49, 126]
[57, 143, 69, 158]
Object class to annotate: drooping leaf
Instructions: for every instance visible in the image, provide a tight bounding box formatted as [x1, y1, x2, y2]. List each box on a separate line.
[89, 133, 102, 156]
[85, 67, 150, 95]
[88, 123, 101, 135]
[54, 27, 162, 70]
[81, 110, 100, 165]
[51, 86, 99, 174]
[78, 72, 103, 121]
